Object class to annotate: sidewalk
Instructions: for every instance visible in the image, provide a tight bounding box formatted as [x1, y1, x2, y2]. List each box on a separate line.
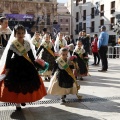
[0, 57, 120, 120]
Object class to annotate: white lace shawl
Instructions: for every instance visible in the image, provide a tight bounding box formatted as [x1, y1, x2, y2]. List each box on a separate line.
[54, 39, 67, 53]
[74, 46, 85, 55]
[0, 27, 12, 35]
[10, 40, 31, 56]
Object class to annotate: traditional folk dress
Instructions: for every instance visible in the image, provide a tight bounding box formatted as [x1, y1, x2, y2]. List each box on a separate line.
[0, 27, 12, 48]
[36, 41, 55, 76]
[32, 38, 42, 51]
[54, 39, 67, 53]
[47, 57, 78, 95]
[0, 40, 46, 103]
[73, 46, 88, 77]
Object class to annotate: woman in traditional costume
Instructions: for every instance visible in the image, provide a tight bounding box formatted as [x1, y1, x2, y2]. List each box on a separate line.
[0, 17, 12, 48]
[36, 34, 55, 81]
[0, 24, 46, 111]
[54, 32, 67, 53]
[47, 48, 79, 103]
[31, 31, 42, 51]
[73, 41, 88, 80]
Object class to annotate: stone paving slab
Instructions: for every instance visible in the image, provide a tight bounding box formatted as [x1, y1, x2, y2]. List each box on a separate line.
[0, 58, 120, 120]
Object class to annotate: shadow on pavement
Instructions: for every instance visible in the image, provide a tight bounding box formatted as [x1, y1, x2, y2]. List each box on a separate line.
[22, 106, 100, 120]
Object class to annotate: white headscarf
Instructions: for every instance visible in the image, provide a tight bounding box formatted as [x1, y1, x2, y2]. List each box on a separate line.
[54, 32, 67, 53]
[0, 29, 36, 74]
[40, 34, 53, 48]
[31, 32, 42, 44]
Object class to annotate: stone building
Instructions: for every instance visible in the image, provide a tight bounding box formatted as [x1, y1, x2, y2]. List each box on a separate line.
[0, 0, 57, 33]
[67, 0, 120, 44]
[57, 3, 72, 35]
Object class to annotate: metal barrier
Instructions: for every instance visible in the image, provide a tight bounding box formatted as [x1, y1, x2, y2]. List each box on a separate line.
[114, 46, 120, 58]
[107, 45, 120, 58]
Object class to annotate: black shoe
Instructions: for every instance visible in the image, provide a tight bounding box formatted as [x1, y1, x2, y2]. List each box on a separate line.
[45, 77, 48, 81]
[96, 63, 99, 65]
[47, 77, 51, 81]
[62, 99, 66, 103]
[60, 99, 66, 103]
[21, 103, 26, 106]
[16, 107, 21, 111]
[80, 77, 83, 80]
[61, 95, 66, 99]
[98, 70, 107, 72]
[91, 63, 96, 65]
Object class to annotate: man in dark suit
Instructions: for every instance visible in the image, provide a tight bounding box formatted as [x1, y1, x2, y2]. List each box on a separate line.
[80, 30, 90, 56]
[69, 34, 75, 45]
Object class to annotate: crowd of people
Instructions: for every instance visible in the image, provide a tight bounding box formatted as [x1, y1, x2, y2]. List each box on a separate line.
[0, 17, 109, 111]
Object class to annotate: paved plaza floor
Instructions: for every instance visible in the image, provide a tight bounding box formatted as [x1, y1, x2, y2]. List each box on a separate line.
[0, 57, 120, 120]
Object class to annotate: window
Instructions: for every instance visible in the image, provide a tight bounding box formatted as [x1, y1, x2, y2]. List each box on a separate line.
[91, 7, 94, 19]
[110, 17, 115, 30]
[44, 0, 49, 2]
[100, 19, 104, 26]
[100, 4, 104, 16]
[66, 28, 68, 31]
[83, 10, 86, 20]
[76, 0, 81, 6]
[83, 23, 86, 31]
[76, 12, 79, 22]
[111, 1, 115, 14]
[91, 21, 94, 32]
[75, 24, 79, 34]
[66, 19, 68, 22]
[60, 19, 62, 22]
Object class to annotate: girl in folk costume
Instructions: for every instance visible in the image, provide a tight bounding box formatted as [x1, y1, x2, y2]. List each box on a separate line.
[0, 24, 46, 111]
[54, 32, 67, 53]
[48, 48, 81, 103]
[67, 43, 75, 56]
[36, 34, 55, 81]
[31, 31, 42, 51]
[73, 41, 88, 80]
[0, 17, 12, 48]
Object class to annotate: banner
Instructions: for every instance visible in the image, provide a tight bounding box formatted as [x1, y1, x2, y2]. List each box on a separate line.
[86, 16, 91, 28]
[5, 14, 34, 21]
[52, 24, 60, 39]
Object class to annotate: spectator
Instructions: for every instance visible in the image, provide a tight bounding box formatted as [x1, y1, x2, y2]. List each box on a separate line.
[91, 34, 100, 65]
[98, 26, 109, 72]
[81, 30, 90, 56]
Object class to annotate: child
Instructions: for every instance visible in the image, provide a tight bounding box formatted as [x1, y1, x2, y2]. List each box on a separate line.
[68, 43, 74, 56]
[36, 33, 55, 81]
[0, 17, 12, 48]
[0, 24, 46, 111]
[91, 34, 100, 65]
[31, 31, 42, 51]
[54, 32, 67, 53]
[73, 41, 88, 80]
[47, 47, 78, 102]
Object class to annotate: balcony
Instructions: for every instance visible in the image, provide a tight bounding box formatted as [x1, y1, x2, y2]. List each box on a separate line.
[91, 14, 94, 19]
[83, 16, 86, 21]
[100, 11, 104, 17]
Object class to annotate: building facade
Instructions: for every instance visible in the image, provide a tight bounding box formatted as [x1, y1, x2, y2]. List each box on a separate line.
[67, 0, 120, 44]
[57, 3, 72, 35]
[0, 0, 57, 33]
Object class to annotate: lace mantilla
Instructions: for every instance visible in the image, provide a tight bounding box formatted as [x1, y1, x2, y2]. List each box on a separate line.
[0, 27, 12, 35]
[74, 47, 85, 55]
[10, 40, 31, 56]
